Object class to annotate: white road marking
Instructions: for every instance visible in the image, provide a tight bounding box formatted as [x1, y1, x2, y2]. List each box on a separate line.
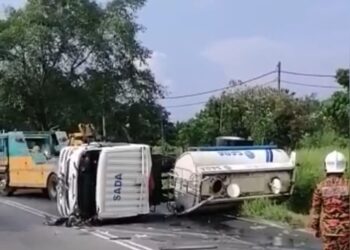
[0, 198, 155, 250]
[0, 199, 57, 218]
[104, 227, 176, 237]
[97, 230, 155, 250]
[83, 229, 142, 250]
[105, 225, 209, 238]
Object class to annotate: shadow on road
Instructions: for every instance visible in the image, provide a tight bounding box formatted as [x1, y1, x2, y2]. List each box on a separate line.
[8, 189, 49, 200]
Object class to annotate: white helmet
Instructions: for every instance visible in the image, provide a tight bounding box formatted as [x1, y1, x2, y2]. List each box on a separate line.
[324, 150, 347, 173]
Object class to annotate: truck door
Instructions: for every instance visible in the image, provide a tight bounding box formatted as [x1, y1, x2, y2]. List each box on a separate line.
[0, 137, 9, 177]
[53, 131, 68, 155]
[13, 135, 45, 187]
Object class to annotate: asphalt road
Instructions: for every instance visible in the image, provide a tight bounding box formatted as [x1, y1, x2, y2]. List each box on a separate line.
[0, 190, 322, 250]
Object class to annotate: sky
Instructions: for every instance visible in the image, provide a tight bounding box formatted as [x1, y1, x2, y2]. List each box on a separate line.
[0, 0, 349, 122]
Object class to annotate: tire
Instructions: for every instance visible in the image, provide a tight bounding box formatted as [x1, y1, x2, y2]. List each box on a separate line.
[45, 174, 58, 201]
[0, 173, 14, 196]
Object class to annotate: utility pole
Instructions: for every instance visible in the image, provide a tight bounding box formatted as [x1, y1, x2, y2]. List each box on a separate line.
[277, 61, 281, 90]
[219, 91, 225, 134]
[160, 118, 165, 154]
[102, 115, 106, 139]
[102, 82, 106, 140]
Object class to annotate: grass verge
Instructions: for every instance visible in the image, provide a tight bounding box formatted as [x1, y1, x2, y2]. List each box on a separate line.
[240, 198, 308, 229]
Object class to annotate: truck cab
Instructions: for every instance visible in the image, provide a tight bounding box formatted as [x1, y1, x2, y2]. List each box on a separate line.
[215, 136, 254, 146]
[0, 131, 58, 200]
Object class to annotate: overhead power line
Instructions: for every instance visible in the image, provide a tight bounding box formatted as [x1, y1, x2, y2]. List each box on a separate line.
[281, 80, 342, 89]
[162, 70, 276, 100]
[260, 78, 277, 86]
[162, 66, 340, 104]
[281, 70, 336, 78]
[165, 79, 278, 109]
[165, 101, 207, 109]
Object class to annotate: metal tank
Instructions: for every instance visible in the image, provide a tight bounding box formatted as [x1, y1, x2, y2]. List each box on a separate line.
[172, 145, 296, 213]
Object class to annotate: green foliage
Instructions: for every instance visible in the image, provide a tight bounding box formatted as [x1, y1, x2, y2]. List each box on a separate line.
[336, 69, 349, 89]
[0, 0, 174, 145]
[176, 86, 318, 149]
[319, 68, 349, 137]
[241, 198, 306, 228]
[298, 129, 348, 148]
[321, 90, 349, 136]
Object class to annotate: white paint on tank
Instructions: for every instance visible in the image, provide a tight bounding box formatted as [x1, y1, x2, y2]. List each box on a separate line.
[180, 149, 290, 166]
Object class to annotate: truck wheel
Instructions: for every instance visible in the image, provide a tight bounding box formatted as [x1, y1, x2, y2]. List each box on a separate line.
[45, 174, 58, 201]
[0, 174, 14, 196]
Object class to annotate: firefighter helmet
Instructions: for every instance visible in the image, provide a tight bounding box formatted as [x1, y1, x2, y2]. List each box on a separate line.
[324, 150, 347, 173]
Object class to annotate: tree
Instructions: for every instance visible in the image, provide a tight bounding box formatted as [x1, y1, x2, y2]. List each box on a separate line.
[321, 68, 349, 136]
[335, 69, 349, 89]
[0, 0, 168, 144]
[176, 86, 316, 149]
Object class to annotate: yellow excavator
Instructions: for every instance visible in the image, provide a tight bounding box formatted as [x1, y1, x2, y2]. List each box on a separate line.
[67, 123, 97, 146]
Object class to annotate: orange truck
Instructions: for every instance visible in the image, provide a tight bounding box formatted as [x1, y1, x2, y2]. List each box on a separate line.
[0, 130, 68, 200]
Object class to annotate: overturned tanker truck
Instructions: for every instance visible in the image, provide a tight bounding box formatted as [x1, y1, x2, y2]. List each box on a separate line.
[54, 136, 296, 225]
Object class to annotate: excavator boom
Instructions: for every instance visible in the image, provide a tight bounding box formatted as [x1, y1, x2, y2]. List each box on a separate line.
[68, 123, 97, 146]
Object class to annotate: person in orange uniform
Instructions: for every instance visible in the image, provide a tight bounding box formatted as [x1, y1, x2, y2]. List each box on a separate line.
[309, 150, 350, 250]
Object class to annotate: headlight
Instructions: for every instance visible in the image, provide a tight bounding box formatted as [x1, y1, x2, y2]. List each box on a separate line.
[227, 183, 240, 198]
[270, 177, 282, 194]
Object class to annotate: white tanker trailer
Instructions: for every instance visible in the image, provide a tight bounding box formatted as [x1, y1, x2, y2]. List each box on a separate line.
[172, 145, 296, 214]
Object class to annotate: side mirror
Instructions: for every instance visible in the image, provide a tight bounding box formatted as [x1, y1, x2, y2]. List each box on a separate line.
[43, 150, 51, 160]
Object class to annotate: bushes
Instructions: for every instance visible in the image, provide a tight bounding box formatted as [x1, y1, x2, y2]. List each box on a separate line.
[240, 198, 307, 228]
[298, 129, 348, 149]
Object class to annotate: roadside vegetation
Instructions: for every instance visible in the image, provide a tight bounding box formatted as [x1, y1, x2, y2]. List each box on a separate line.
[0, 0, 348, 229]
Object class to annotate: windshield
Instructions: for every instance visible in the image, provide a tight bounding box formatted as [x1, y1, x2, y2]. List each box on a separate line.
[25, 137, 51, 154]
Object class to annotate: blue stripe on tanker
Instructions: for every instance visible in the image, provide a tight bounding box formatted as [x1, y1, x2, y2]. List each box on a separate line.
[189, 145, 278, 151]
[264, 148, 274, 162]
[265, 148, 269, 162]
[270, 149, 274, 162]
